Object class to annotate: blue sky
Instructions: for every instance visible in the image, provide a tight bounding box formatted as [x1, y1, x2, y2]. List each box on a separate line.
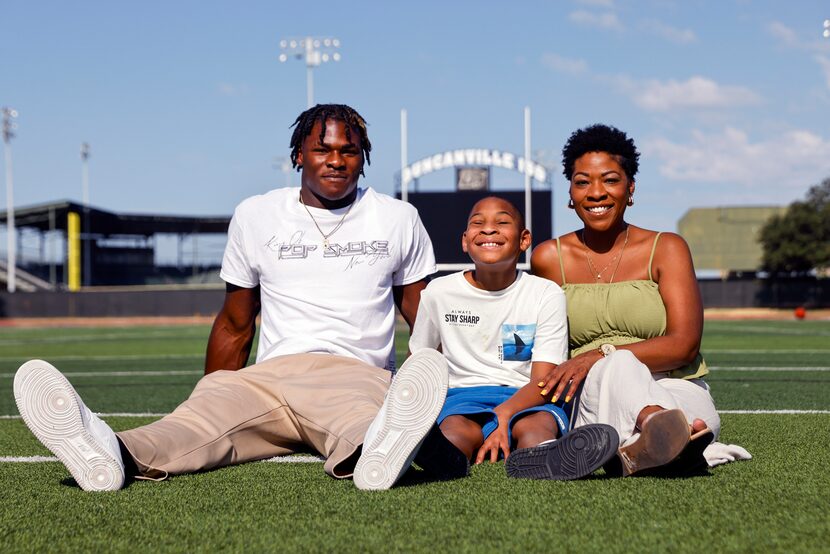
[2, 0, 829, 246]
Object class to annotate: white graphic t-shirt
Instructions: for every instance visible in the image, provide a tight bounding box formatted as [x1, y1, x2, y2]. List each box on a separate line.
[220, 187, 436, 370]
[409, 271, 568, 388]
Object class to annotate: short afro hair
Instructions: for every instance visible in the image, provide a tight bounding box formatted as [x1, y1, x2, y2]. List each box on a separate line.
[468, 195, 526, 231]
[561, 124, 640, 181]
[289, 104, 371, 174]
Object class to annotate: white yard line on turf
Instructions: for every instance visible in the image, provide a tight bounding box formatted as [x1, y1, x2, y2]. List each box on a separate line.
[2, 367, 826, 379]
[718, 410, 830, 414]
[0, 412, 168, 419]
[705, 349, 830, 354]
[0, 354, 203, 362]
[4, 411, 828, 463]
[708, 366, 830, 371]
[0, 331, 205, 345]
[1, 455, 325, 464]
[704, 325, 830, 337]
[0, 370, 202, 378]
[2, 409, 829, 421]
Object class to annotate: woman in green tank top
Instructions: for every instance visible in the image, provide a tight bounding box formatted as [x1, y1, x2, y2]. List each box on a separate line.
[530, 124, 722, 476]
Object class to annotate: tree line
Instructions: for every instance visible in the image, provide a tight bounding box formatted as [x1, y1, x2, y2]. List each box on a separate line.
[760, 177, 830, 276]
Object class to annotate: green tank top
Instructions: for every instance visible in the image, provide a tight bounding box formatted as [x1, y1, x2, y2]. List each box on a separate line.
[556, 233, 708, 380]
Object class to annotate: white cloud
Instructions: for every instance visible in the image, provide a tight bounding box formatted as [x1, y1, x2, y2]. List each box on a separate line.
[767, 19, 830, 52]
[766, 21, 800, 47]
[541, 53, 588, 74]
[644, 128, 830, 193]
[766, 20, 830, 91]
[575, 0, 615, 7]
[641, 19, 696, 44]
[569, 10, 623, 31]
[617, 75, 762, 111]
[217, 82, 249, 96]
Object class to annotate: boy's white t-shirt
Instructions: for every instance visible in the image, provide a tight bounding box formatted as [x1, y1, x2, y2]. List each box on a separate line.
[409, 271, 568, 388]
[220, 186, 436, 370]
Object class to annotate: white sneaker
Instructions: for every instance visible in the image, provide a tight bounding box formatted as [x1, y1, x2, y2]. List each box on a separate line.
[353, 349, 448, 490]
[14, 359, 125, 491]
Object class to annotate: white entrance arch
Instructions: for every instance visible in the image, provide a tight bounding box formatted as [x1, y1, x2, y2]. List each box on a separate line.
[399, 107, 549, 270]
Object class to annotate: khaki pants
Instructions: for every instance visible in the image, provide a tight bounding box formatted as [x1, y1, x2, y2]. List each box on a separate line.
[574, 350, 721, 446]
[117, 353, 391, 479]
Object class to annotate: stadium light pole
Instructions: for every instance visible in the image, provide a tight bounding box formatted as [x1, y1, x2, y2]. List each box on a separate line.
[278, 37, 341, 108]
[523, 106, 532, 265]
[81, 142, 91, 286]
[400, 109, 408, 203]
[2, 107, 18, 293]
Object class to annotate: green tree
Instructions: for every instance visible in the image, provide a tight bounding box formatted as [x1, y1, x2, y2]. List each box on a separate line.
[760, 178, 830, 275]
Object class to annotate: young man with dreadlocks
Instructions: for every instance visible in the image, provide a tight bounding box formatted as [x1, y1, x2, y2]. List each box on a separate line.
[14, 104, 469, 491]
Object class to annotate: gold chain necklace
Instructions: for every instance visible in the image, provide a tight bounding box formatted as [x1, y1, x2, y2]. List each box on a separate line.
[582, 225, 630, 283]
[299, 192, 354, 248]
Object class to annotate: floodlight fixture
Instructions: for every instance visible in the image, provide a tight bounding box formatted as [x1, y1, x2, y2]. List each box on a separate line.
[2, 107, 17, 143]
[278, 36, 341, 108]
[80, 142, 92, 285]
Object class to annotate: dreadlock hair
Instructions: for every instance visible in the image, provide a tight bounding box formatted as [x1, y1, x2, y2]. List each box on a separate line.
[561, 124, 640, 181]
[289, 104, 372, 176]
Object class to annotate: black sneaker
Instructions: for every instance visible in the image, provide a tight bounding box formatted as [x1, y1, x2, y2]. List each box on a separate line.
[413, 424, 470, 481]
[506, 424, 619, 480]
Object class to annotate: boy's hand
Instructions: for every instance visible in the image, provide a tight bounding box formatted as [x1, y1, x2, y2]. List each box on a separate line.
[537, 352, 600, 404]
[475, 421, 510, 464]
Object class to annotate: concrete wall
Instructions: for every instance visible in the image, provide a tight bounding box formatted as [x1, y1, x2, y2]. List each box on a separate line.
[0, 279, 826, 318]
[0, 287, 225, 318]
[698, 278, 829, 308]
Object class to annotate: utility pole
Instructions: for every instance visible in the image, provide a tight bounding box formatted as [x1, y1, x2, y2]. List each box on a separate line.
[81, 142, 91, 286]
[279, 37, 341, 108]
[2, 107, 18, 293]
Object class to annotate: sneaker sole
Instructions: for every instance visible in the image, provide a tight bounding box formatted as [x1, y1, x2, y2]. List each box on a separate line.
[353, 350, 448, 490]
[13, 360, 124, 491]
[506, 424, 620, 480]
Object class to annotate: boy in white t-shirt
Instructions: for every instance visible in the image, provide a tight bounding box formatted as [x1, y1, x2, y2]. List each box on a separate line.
[409, 196, 619, 479]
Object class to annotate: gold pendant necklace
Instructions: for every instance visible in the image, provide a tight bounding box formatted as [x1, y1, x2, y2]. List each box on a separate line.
[582, 225, 630, 283]
[299, 192, 354, 248]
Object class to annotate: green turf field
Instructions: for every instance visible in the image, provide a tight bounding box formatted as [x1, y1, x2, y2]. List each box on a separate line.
[1, 319, 829, 552]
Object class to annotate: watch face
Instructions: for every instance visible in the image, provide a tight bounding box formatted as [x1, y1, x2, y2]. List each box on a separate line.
[601, 344, 617, 357]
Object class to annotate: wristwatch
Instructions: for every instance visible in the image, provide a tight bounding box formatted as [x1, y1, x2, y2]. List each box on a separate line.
[599, 344, 616, 357]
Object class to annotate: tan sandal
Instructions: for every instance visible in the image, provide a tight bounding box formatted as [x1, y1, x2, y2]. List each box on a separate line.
[634, 427, 714, 477]
[615, 409, 691, 477]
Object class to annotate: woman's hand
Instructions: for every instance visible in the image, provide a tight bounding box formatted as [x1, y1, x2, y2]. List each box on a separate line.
[537, 352, 600, 403]
[475, 417, 511, 464]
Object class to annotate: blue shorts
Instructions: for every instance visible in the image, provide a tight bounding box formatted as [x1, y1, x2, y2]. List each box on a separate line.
[437, 385, 570, 447]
